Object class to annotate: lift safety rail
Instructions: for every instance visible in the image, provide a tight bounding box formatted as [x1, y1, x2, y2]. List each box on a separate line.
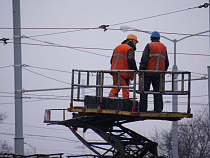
[70, 69, 191, 113]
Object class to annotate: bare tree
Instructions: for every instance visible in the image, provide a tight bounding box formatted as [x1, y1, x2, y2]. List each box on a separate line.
[178, 110, 210, 158]
[151, 110, 210, 158]
[0, 113, 7, 122]
[151, 127, 172, 157]
[0, 112, 12, 153]
[0, 140, 12, 153]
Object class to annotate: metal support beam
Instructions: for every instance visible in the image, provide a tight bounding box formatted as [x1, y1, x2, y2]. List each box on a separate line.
[68, 126, 102, 157]
[64, 115, 158, 157]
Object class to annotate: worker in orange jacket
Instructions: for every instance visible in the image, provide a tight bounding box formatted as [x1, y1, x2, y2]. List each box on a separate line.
[109, 34, 138, 98]
[139, 31, 169, 112]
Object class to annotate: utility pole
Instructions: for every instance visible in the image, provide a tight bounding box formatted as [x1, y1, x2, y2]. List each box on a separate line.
[13, 0, 24, 155]
[170, 31, 209, 158]
[209, 0, 210, 130]
[172, 39, 178, 158]
[208, 66, 210, 128]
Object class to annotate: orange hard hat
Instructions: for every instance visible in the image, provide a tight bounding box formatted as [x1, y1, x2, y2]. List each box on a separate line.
[126, 34, 138, 43]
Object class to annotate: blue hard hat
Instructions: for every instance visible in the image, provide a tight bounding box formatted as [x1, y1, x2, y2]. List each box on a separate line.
[151, 31, 160, 38]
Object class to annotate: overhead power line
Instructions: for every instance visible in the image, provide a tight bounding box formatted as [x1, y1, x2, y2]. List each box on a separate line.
[0, 26, 88, 31]
[0, 65, 13, 69]
[0, 132, 79, 143]
[29, 28, 95, 38]
[24, 64, 208, 83]
[1, 64, 208, 79]
[0, 3, 208, 38]
[26, 65, 72, 73]
[0, 3, 209, 40]
[22, 37, 111, 58]
[6, 41, 210, 57]
[23, 68, 70, 85]
[104, 3, 209, 27]
[1, 28, 209, 38]
[0, 99, 54, 106]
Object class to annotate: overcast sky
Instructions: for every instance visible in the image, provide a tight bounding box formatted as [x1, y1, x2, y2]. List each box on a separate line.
[0, 0, 209, 156]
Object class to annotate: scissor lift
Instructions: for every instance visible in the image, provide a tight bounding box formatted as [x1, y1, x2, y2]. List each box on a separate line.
[44, 69, 192, 158]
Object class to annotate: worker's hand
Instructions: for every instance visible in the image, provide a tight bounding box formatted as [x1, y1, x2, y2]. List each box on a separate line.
[138, 72, 142, 78]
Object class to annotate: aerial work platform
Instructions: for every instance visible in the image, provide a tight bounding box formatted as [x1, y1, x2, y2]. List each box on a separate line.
[68, 69, 192, 119]
[44, 69, 192, 157]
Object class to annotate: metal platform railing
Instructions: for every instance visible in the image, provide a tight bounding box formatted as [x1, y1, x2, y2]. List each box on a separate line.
[70, 69, 191, 113]
[43, 70, 192, 158]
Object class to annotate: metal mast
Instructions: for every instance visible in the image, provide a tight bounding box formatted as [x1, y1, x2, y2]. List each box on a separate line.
[172, 39, 178, 158]
[13, 0, 24, 155]
[208, 66, 210, 128]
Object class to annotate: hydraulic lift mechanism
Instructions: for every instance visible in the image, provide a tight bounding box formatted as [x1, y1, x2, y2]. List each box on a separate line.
[44, 69, 192, 158]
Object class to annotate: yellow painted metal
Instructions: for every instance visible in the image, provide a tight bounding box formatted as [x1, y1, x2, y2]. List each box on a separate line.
[70, 108, 192, 118]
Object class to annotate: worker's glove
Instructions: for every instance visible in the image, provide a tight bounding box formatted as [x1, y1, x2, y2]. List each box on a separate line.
[138, 72, 142, 78]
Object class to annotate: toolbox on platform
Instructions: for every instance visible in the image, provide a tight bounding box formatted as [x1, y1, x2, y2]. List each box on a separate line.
[84, 95, 136, 112]
[84, 95, 101, 109]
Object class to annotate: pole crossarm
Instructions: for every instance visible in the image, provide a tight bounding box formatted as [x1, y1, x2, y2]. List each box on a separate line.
[177, 30, 210, 42]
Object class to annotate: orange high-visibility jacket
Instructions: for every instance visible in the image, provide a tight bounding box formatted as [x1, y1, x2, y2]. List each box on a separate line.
[111, 44, 134, 80]
[146, 42, 167, 71]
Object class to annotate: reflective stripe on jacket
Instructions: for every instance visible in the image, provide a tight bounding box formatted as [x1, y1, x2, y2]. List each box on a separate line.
[146, 42, 167, 71]
[111, 44, 134, 80]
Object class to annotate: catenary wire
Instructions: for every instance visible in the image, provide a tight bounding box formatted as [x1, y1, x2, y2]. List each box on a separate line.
[1, 27, 209, 39]
[3, 34, 207, 91]
[0, 62, 207, 96]
[26, 65, 72, 73]
[20, 64, 205, 80]
[0, 132, 79, 143]
[23, 68, 70, 85]
[27, 37, 111, 58]
[25, 64, 208, 78]
[0, 93, 207, 106]
[109, 4, 208, 27]
[0, 99, 50, 105]
[5, 41, 210, 58]
[22, 64, 210, 88]
[2, 122, 99, 136]
[0, 89, 207, 105]
[0, 65, 13, 69]
[2, 26, 210, 58]
[0, 67, 207, 95]
[29, 28, 95, 38]
[0, 3, 207, 38]
[0, 91, 208, 99]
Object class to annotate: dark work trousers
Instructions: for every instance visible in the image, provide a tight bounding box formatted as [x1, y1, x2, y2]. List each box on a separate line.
[140, 74, 163, 112]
